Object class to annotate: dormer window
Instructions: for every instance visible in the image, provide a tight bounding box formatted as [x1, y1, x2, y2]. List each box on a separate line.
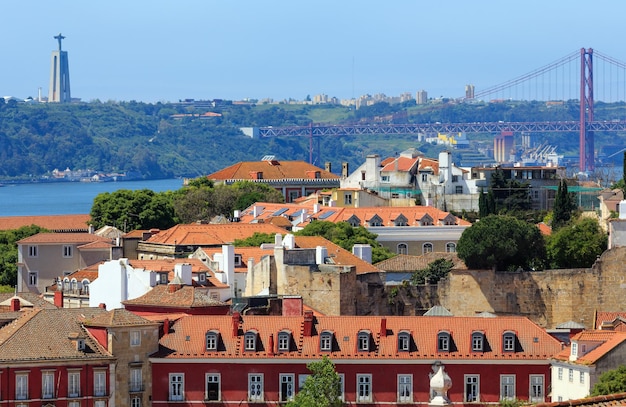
[159, 273, 168, 285]
[320, 331, 334, 352]
[278, 331, 291, 352]
[472, 332, 484, 352]
[206, 331, 220, 351]
[503, 332, 516, 352]
[198, 273, 206, 283]
[358, 330, 371, 351]
[77, 339, 85, 351]
[398, 331, 411, 352]
[438, 331, 451, 352]
[244, 331, 258, 351]
[234, 254, 243, 267]
[394, 215, 408, 227]
[368, 215, 383, 227]
[346, 215, 361, 227]
[420, 215, 434, 226]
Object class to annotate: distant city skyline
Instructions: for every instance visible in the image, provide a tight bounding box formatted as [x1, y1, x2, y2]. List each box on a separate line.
[2, 1, 625, 103]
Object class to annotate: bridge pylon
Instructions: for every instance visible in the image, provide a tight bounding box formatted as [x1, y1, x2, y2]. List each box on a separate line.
[580, 48, 594, 172]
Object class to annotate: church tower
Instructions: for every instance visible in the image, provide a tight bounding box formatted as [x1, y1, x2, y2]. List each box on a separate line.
[48, 33, 71, 103]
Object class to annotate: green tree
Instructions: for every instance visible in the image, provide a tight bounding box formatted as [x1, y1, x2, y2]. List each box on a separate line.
[456, 215, 546, 271]
[234, 232, 276, 247]
[546, 217, 607, 269]
[591, 365, 626, 396]
[478, 187, 489, 218]
[552, 179, 576, 230]
[90, 189, 177, 230]
[489, 167, 532, 213]
[0, 225, 47, 286]
[296, 221, 394, 263]
[286, 356, 343, 407]
[410, 258, 454, 284]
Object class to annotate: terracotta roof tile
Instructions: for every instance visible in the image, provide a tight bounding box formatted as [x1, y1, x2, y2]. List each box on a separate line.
[84, 308, 158, 327]
[145, 223, 286, 246]
[0, 214, 90, 232]
[551, 330, 626, 364]
[0, 293, 58, 310]
[122, 285, 227, 308]
[374, 253, 467, 271]
[18, 232, 111, 245]
[156, 314, 562, 360]
[0, 308, 113, 362]
[208, 160, 339, 181]
[534, 392, 626, 407]
[380, 156, 420, 172]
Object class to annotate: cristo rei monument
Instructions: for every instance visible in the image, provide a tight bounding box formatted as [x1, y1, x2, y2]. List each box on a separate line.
[48, 33, 71, 103]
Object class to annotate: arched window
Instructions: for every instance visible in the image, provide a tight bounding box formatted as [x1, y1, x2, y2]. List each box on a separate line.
[422, 243, 433, 254]
[438, 331, 451, 352]
[320, 331, 334, 352]
[446, 242, 456, 253]
[206, 330, 220, 351]
[503, 331, 516, 352]
[397, 243, 408, 255]
[278, 331, 291, 352]
[244, 330, 258, 351]
[472, 331, 484, 352]
[81, 280, 90, 294]
[398, 331, 411, 352]
[70, 279, 78, 292]
[358, 330, 371, 351]
[63, 278, 70, 291]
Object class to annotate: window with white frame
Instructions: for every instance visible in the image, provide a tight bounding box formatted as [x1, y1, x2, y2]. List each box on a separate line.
[42, 371, 55, 399]
[568, 368, 574, 382]
[130, 330, 141, 346]
[503, 332, 516, 352]
[206, 331, 219, 351]
[244, 331, 257, 351]
[95, 400, 107, 407]
[28, 271, 38, 286]
[63, 245, 73, 258]
[16, 373, 28, 400]
[438, 332, 450, 352]
[580, 371, 585, 384]
[357, 374, 372, 403]
[320, 331, 333, 351]
[455, 185, 463, 194]
[421, 173, 428, 182]
[68, 401, 80, 407]
[278, 331, 291, 352]
[130, 396, 141, 407]
[68, 371, 81, 398]
[397, 243, 408, 255]
[381, 175, 390, 183]
[445, 242, 456, 253]
[529, 375, 544, 403]
[464, 375, 479, 402]
[82, 280, 90, 294]
[280, 374, 295, 402]
[557, 367, 563, 380]
[472, 332, 484, 352]
[94, 370, 107, 397]
[169, 373, 184, 401]
[423, 243, 433, 254]
[28, 245, 38, 258]
[398, 332, 411, 352]
[398, 374, 412, 403]
[571, 342, 578, 357]
[206, 373, 220, 401]
[357, 331, 370, 351]
[500, 375, 515, 401]
[248, 374, 263, 402]
[344, 194, 352, 205]
[159, 273, 168, 284]
[130, 368, 142, 392]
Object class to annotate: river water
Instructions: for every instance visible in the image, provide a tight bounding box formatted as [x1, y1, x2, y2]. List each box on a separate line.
[0, 179, 184, 217]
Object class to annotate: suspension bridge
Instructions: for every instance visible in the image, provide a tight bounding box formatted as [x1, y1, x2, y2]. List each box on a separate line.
[254, 48, 626, 173]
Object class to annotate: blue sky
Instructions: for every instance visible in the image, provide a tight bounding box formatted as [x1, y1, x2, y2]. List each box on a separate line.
[2, 1, 624, 103]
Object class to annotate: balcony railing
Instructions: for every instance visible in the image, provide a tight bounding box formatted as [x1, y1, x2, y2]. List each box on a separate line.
[129, 382, 145, 392]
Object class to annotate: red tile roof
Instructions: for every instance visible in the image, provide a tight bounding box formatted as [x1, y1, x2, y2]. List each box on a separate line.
[122, 285, 227, 308]
[144, 223, 286, 246]
[156, 314, 562, 360]
[0, 308, 114, 362]
[18, 232, 112, 245]
[380, 156, 420, 172]
[374, 253, 467, 272]
[551, 330, 626, 365]
[0, 214, 90, 232]
[208, 160, 339, 181]
[594, 312, 626, 330]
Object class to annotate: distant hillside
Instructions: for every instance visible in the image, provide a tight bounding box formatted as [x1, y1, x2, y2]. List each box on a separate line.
[0, 99, 624, 181]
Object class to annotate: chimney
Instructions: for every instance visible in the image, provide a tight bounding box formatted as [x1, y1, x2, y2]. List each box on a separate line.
[222, 245, 235, 286]
[54, 291, 64, 308]
[342, 162, 349, 178]
[303, 310, 314, 337]
[268, 334, 275, 356]
[352, 244, 372, 264]
[98, 303, 106, 309]
[380, 317, 388, 337]
[88, 224, 95, 234]
[174, 263, 193, 286]
[313, 203, 320, 214]
[299, 209, 307, 225]
[232, 312, 240, 337]
[233, 210, 241, 221]
[10, 298, 20, 312]
[282, 296, 304, 316]
[283, 234, 295, 250]
[275, 233, 283, 247]
[253, 206, 260, 218]
[316, 246, 328, 265]
[325, 162, 332, 173]
[163, 319, 170, 335]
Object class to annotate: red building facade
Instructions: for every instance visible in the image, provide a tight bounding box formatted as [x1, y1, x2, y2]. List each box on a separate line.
[151, 312, 562, 405]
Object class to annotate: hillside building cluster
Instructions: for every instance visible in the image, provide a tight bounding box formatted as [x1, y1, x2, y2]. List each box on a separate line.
[1, 148, 626, 406]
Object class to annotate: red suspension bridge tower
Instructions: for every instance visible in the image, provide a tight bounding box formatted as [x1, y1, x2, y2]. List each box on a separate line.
[580, 48, 594, 172]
